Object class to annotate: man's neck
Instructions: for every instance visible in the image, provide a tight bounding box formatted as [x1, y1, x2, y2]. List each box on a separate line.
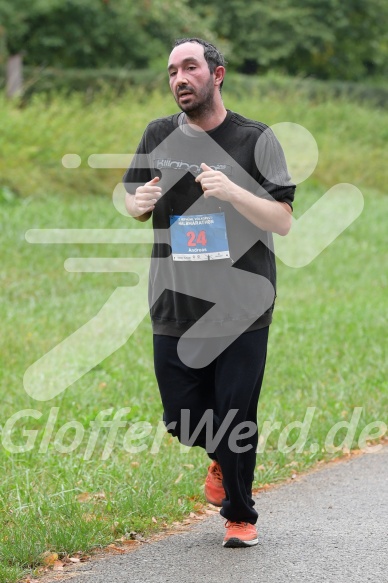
[184, 104, 228, 132]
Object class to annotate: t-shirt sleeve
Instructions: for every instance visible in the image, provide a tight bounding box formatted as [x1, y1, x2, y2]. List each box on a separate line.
[122, 126, 153, 194]
[254, 126, 296, 210]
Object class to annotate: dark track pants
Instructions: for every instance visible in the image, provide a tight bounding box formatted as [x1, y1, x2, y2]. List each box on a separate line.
[153, 327, 269, 524]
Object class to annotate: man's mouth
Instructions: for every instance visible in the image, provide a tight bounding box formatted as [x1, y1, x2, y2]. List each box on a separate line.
[178, 90, 193, 98]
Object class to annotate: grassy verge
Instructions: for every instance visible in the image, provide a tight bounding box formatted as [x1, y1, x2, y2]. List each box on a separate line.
[1, 82, 387, 200]
[0, 89, 387, 581]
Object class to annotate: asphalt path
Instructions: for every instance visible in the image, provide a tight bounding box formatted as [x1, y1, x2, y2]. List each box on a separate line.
[58, 446, 388, 583]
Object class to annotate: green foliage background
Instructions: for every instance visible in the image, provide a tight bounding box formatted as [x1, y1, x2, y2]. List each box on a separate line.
[1, 0, 388, 81]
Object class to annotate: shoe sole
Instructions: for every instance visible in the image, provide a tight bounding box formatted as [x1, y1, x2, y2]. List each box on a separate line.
[204, 495, 223, 507]
[222, 537, 259, 548]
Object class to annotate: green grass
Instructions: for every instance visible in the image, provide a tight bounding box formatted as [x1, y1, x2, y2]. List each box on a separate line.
[1, 86, 387, 581]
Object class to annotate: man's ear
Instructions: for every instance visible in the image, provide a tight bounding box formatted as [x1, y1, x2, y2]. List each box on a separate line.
[214, 65, 225, 86]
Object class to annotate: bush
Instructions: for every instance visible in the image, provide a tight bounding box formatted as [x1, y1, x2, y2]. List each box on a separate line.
[21, 67, 168, 98]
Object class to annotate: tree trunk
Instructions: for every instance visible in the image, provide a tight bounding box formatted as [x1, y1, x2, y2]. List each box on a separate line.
[6, 54, 23, 98]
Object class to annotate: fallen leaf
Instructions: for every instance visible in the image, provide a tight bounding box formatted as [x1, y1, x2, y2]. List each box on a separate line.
[41, 552, 58, 567]
[94, 492, 106, 500]
[53, 561, 64, 571]
[183, 464, 194, 469]
[174, 473, 183, 484]
[121, 539, 140, 546]
[77, 492, 92, 503]
[131, 461, 140, 468]
[151, 516, 158, 523]
[107, 544, 125, 553]
[69, 557, 81, 563]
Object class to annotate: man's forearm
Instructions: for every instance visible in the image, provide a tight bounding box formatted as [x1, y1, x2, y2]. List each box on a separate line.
[230, 185, 292, 236]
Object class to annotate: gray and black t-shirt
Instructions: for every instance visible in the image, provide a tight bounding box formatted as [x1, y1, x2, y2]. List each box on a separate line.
[123, 109, 295, 337]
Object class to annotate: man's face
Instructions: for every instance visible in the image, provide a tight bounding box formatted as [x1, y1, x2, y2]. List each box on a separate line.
[167, 42, 216, 115]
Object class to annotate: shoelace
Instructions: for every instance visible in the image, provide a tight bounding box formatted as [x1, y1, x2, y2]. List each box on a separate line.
[225, 521, 248, 529]
[210, 463, 223, 483]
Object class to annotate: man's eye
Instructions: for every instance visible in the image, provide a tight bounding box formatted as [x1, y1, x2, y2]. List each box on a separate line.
[188, 66, 196, 71]
[169, 71, 176, 77]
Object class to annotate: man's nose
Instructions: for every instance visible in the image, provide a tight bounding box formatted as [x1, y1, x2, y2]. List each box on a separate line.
[176, 71, 189, 86]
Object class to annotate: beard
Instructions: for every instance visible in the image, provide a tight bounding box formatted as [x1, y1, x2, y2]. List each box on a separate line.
[175, 76, 216, 119]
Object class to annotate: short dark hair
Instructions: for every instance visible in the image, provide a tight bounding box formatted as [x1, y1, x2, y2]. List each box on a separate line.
[172, 38, 226, 91]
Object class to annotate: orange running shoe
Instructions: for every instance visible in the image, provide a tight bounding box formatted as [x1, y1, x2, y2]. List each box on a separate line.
[204, 461, 225, 506]
[223, 521, 258, 547]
